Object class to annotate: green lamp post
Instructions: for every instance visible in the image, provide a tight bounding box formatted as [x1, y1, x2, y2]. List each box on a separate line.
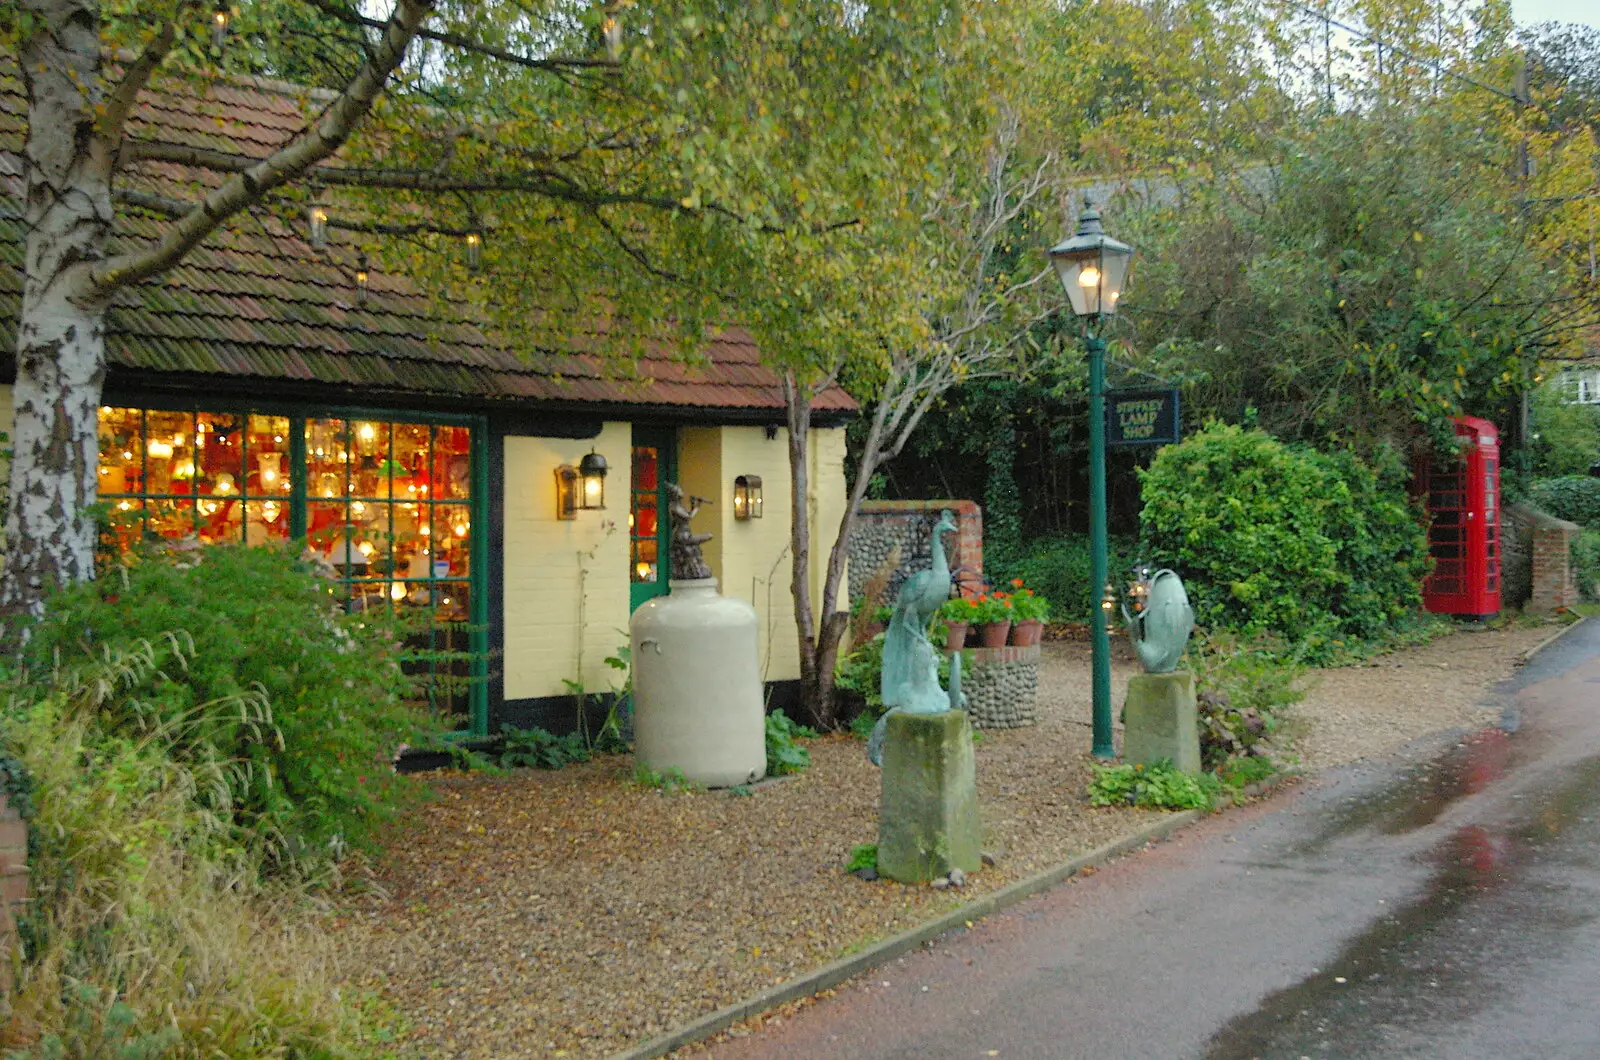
[1049, 204, 1134, 760]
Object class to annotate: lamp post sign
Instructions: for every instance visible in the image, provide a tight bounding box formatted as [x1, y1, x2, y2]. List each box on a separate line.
[1106, 387, 1180, 448]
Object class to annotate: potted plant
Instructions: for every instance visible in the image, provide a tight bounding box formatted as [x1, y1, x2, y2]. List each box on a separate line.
[1009, 580, 1051, 646]
[938, 596, 980, 651]
[971, 591, 1014, 648]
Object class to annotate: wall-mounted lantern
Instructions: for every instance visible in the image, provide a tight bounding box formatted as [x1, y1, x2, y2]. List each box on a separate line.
[733, 475, 763, 520]
[556, 450, 609, 519]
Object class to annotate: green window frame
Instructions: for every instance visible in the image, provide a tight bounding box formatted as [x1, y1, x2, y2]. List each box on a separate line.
[629, 427, 677, 612]
[96, 400, 491, 736]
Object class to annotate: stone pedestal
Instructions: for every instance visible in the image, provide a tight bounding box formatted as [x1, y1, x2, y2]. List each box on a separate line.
[878, 711, 982, 884]
[1122, 670, 1201, 774]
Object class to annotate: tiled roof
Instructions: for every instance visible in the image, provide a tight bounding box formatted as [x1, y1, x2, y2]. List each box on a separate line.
[0, 59, 854, 417]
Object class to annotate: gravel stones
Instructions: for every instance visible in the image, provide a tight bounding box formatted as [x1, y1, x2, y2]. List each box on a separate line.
[331, 623, 1557, 1059]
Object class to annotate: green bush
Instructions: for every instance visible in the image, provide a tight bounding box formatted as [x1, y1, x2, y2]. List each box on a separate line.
[1139, 423, 1428, 659]
[1530, 476, 1600, 529]
[20, 544, 423, 870]
[1574, 529, 1600, 602]
[498, 726, 593, 770]
[1187, 630, 1308, 769]
[1, 643, 403, 1055]
[1087, 760, 1220, 810]
[993, 534, 1138, 624]
[765, 709, 818, 776]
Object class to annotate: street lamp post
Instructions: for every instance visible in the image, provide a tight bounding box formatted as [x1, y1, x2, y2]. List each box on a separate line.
[1049, 204, 1133, 760]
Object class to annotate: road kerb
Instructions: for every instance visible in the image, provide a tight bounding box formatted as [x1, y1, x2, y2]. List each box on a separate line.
[1519, 614, 1588, 664]
[612, 804, 1228, 1060]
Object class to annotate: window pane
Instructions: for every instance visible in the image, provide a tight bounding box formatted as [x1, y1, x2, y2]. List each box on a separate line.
[148, 498, 199, 541]
[97, 407, 143, 496]
[244, 499, 290, 546]
[632, 538, 658, 583]
[307, 418, 349, 498]
[307, 500, 350, 556]
[435, 425, 472, 500]
[352, 421, 392, 498]
[249, 415, 291, 496]
[432, 504, 470, 579]
[195, 412, 245, 500]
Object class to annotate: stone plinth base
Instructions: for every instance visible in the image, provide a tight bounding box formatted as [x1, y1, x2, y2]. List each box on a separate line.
[878, 711, 982, 884]
[1122, 670, 1201, 774]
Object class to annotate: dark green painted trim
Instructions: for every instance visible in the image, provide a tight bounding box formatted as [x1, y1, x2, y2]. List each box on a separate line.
[84, 368, 856, 428]
[629, 426, 677, 612]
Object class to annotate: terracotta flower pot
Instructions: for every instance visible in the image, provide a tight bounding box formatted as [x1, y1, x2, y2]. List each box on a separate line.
[977, 620, 1012, 648]
[1012, 619, 1043, 647]
[944, 621, 969, 651]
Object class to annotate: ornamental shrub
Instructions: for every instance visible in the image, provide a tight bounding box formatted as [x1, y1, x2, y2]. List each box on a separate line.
[21, 543, 423, 871]
[1530, 476, 1600, 529]
[1138, 423, 1428, 659]
[994, 533, 1139, 623]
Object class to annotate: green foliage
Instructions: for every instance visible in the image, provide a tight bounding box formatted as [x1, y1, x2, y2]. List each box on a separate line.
[1530, 476, 1600, 528]
[938, 597, 982, 625]
[0, 642, 403, 1055]
[1186, 630, 1309, 770]
[845, 843, 879, 874]
[997, 534, 1140, 624]
[765, 709, 817, 777]
[498, 726, 593, 771]
[1008, 585, 1051, 623]
[1087, 761, 1220, 811]
[1140, 423, 1428, 660]
[1573, 529, 1600, 602]
[19, 544, 422, 871]
[835, 632, 886, 710]
[848, 711, 880, 742]
[631, 762, 699, 794]
[1528, 384, 1600, 478]
[969, 592, 1015, 625]
[1215, 755, 1278, 793]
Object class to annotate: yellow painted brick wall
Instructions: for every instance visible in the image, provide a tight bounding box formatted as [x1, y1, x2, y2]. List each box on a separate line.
[676, 426, 723, 579]
[704, 425, 848, 684]
[501, 422, 632, 701]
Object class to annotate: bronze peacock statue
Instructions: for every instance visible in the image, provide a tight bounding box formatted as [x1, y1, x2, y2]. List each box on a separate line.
[869, 509, 962, 765]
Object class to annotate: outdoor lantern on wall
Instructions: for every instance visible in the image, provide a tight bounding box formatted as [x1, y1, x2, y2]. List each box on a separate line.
[733, 475, 763, 520]
[556, 450, 609, 519]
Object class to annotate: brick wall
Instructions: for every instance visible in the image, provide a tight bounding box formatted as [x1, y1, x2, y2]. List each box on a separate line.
[1509, 503, 1580, 614]
[847, 500, 983, 602]
[0, 792, 28, 995]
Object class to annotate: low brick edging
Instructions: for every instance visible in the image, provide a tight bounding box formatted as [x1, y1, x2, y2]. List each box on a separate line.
[0, 793, 28, 996]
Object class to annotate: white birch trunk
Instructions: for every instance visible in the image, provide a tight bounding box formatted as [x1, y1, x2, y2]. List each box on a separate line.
[2, 0, 115, 620]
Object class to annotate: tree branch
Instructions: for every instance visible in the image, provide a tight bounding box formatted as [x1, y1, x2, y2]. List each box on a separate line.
[301, 0, 617, 73]
[93, 0, 434, 292]
[101, 12, 193, 147]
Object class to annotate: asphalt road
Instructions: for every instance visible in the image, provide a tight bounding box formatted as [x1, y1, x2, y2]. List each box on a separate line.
[702, 619, 1600, 1060]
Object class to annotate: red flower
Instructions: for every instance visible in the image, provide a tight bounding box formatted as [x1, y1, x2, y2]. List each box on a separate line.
[1011, 578, 1024, 589]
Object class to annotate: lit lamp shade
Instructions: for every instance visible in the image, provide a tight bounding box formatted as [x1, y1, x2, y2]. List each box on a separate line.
[733, 475, 763, 520]
[556, 451, 609, 519]
[1048, 205, 1133, 319]
[578, 451, 607, 510]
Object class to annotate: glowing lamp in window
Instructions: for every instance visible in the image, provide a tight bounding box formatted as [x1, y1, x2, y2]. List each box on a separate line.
[733, 475, 763, 520]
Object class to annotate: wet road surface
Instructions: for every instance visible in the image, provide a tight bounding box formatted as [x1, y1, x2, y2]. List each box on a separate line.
[701, 621, 1600, 1059]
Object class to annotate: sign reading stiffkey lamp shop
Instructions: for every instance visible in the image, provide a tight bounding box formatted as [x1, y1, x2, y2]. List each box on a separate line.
[1106, 387, 1181, 447]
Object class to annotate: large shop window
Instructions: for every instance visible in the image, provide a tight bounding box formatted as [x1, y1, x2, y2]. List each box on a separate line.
[97, 405, 488, 733]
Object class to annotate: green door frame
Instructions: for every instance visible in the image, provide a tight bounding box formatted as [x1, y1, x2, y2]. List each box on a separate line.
[629, 426, 677, 612]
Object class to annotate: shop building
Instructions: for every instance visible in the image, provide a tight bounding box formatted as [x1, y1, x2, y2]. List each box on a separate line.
[0, 65, 852, 737]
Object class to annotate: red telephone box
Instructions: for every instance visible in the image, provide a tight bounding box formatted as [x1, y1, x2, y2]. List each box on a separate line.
[1419, 416, 1501, 617]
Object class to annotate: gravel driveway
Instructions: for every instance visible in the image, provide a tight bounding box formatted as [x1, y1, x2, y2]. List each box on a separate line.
[331, 621, 1564, 1058]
